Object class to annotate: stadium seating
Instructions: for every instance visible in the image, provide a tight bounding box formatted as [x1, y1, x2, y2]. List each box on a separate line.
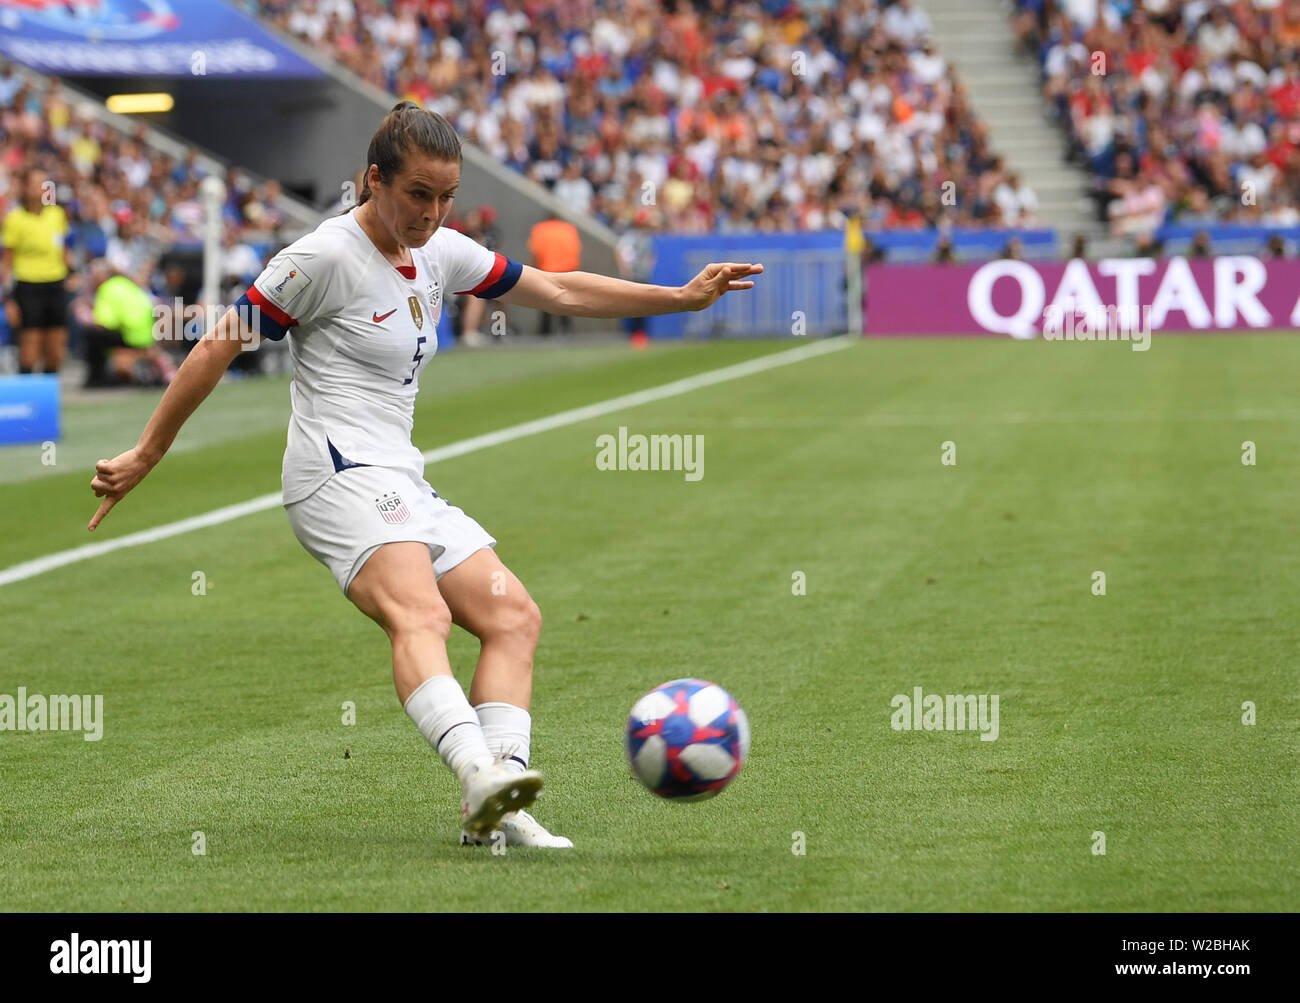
[1013, 0, 1300, 238]
[0, 63, 301, 372]
[255, 0, 1043, 238]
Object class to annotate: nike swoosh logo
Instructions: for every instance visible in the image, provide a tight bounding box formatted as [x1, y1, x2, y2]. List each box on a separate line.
[372, 309, 397, 323]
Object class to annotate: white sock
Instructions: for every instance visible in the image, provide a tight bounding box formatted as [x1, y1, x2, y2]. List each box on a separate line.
[475, 701, 532, 775]
[404, 675, 495, 784]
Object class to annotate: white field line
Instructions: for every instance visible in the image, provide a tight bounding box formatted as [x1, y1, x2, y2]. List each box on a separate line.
[725, 407, 1300, 427]
[0, 337, 854, 589]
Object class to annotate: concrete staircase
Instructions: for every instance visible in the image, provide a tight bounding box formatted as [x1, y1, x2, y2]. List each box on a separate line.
[922, 0, 1112, 248]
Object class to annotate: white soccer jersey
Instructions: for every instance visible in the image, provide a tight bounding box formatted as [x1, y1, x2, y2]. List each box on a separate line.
[237, 210, 522, 504]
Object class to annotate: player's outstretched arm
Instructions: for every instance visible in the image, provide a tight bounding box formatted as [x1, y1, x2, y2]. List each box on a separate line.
[88, 308, 259, 532]
[499, 261, 763, 319]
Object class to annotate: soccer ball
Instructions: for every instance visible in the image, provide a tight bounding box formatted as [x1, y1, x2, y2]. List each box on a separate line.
[626, 679, 750, 800]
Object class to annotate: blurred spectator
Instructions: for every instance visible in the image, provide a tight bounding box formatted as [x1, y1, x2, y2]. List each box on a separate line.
[1, 165, 70, 374]
[82, 260, 177, 388]
[104, 208, 160, 292]
[1133, 231, 1165, 258]
[1197, 7, 1240, 62]
[993, 173, 1039, 226]
[150, 258, 202, 360]
[448, 205, 505, 346]
[1108, 176, 1168, 238]
[1264, 191, 1300, 224]
[615, 207, 658, 336]
[553, 160, 595, 215]
[1178, 188, 1221, 228]
[0, 63, 20, 108]
[883, 0, 935, 45]
[527, 215, 581, 336]
[931, 233, 955, 263]
[220, 223, 264, 300]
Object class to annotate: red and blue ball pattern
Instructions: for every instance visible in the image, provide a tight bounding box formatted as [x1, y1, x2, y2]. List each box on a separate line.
[626, 678, 750, 800]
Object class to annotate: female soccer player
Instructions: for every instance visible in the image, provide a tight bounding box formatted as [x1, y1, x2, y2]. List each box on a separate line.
[86, 101, 762, 848]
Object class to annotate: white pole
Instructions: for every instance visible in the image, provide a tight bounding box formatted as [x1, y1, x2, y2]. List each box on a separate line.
[199, 175, 226, 308]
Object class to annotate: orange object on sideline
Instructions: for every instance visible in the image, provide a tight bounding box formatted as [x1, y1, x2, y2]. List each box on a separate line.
[528, 219, 582, 273]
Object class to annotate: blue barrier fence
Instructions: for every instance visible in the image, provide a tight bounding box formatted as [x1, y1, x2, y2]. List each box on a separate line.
[1153, 224, 1300, 256]
[861, 228, 1058, 262]
[644, 228, 1057, 337]
[646, 231, 845, 337]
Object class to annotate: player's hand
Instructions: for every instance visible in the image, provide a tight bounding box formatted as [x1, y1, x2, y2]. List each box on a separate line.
[88, 447, 155, 532]
[678, 262, 764, 312]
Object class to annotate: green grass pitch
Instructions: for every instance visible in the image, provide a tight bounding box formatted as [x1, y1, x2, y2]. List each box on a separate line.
[1, 334, 1296, 911]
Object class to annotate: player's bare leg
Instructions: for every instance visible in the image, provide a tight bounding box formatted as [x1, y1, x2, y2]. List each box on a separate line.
[438, 547, 572, 847]
[348, 540, 454, 701]
[438, 548, 539, 709]
[17, 329, 41, 373]
[41, 327, 67, 373]
[347, 541, 541, 836]
[460, 295, 486, 346]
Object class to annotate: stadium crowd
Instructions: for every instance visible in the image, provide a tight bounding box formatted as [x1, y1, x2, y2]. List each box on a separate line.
[1013, 0, 1300, 236]
[0, 64, 297, 383]
[254, 0, 1040, 233]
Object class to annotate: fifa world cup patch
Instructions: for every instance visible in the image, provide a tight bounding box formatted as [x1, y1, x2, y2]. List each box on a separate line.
[374, 491, 411, 524]
[262, 256, 312, 309]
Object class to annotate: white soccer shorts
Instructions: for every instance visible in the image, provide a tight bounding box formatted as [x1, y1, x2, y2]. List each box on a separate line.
[285, 465, 496, 597]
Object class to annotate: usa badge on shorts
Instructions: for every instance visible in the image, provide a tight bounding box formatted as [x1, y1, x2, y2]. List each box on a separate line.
[375, 491, 410, 524]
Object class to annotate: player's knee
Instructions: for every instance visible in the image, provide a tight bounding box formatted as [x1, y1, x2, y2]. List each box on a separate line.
[488, 594, 542, 649]
[522, 597, 542, 644]
[386, 596, 453, 643]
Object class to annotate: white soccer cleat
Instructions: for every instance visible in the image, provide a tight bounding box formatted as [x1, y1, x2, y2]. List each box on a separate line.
[460, 763, 543, 838]
[461, 809, 573, 849]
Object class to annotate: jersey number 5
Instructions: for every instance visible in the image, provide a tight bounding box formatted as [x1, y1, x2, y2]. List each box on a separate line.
[403, 335, 427, 386]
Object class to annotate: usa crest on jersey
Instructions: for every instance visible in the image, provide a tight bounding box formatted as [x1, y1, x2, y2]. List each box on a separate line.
[375, 491, 410, 524]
